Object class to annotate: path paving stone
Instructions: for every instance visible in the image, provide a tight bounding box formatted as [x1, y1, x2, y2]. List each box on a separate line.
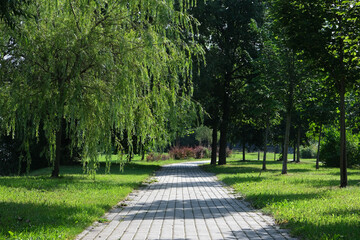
[76, 161, 296, 240]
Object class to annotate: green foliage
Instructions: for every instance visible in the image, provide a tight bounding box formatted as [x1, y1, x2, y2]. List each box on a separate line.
[191, 0, 264, 164]
[320, 127, 360, 167]
[300, 145, 317, 159]
[0, 0, 202, 175]
[0, 0, 29, 28]
[202, 157, 360, 240]
[194, 125, 212, 146]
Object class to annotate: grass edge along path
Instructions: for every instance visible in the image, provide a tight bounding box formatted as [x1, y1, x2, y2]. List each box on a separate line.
[201, 154, 360, 240]
[0, 158, 198, 239]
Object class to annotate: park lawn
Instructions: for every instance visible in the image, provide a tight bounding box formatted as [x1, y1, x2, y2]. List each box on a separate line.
[0, 158, 199, 239]
[202, 154, 360, 240]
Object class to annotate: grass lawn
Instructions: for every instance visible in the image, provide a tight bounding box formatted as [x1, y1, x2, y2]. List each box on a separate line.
[0, 157, 203, 239]
[202, 152, 360, 240]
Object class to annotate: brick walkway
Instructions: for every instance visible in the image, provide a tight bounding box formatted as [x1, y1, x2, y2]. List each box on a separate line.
[76, 161, 295, 240]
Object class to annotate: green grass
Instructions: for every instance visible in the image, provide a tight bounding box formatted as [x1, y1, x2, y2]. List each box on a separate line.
[0, 157, 203, 239]
[202, 153, 360, 240]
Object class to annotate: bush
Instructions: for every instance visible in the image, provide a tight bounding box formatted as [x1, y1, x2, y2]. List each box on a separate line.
[194, 146, 210, 159]
[146, 152, 170, 161]
[169, 146, 211, 160]
[300, 145, 316, 159]
[320, 127, 360, 167]
[169, 146, 193, 160]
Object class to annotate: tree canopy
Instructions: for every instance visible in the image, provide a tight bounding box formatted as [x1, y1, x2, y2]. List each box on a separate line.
[271, 0, 360, 187]
[0, 0, 202, 176]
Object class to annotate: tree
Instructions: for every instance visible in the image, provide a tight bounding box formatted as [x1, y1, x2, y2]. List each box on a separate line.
[191, 0, 263, 165]
[272, 0, 360, 187]
[195, 125, 212, 147]
[250, 15, 283, 170]
[0, 0, 201, 177]
[0, 0, 30, 28]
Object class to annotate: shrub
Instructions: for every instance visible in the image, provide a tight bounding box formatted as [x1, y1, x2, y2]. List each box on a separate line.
[300, 145, 316, 159]
[161, 154, 170, 160]
[169, 146, 194, 159]
[146, 153, 170, 161]
[320, 127, 360, 167]
[194, 146, 210, 159]
[183, 147, 195, 159]
[169, 146, 213, 160]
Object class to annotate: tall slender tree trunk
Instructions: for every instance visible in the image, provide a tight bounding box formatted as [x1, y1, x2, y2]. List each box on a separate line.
[258, 151, 260, 161]
[339, 79, 347, 187]
[51, 124, 62, 178]
[211, 124, 218, 165]
[141, 148, 145, 161]
[219, 76, 230, 165]
[282, 51, 294, 174]
[262, 119, 269, 171]
[274, 145, 278, 161]
[242, 142, 246, 161]
[128, 152, 133, 162]
[293, 143, 296, 162]
[316, 124, 323, 170]
[175, 134, 180, 147]
[52, 81, 65, 178]
[282, 111, 291, 174]
[296, 127, 300, 163]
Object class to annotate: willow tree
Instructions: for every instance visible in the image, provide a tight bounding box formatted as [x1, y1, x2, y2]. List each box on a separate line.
[0, 0, 202, 177]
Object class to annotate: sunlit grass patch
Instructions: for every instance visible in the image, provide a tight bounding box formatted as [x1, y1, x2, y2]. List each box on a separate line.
[0, 156, 210, 239]
[202, 155, 360, 240]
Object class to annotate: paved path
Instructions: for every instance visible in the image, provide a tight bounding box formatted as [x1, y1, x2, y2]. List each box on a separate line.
[77, 161, 295, 240]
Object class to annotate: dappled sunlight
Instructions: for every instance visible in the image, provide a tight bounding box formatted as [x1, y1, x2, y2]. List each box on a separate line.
[203, 157, 360, 239]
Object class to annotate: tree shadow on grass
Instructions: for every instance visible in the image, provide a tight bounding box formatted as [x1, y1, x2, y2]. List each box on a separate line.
[0, 201, 106, 239]
[285, 215, 360, 240]
[0, 175, 142, 192]
[0, 162, 159, 192]
[202, 164, 312, 176]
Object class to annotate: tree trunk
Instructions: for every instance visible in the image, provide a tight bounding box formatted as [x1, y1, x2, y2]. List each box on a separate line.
[52, 81, 65, 178]
[293, 142, 296, 162]
[282, 51, 294, 174]
[262, 119, 269, 171]
[218, 116, 229, 165]
[175, 135, 180, 147]
[274, 145, 278, 161]
[339, 79, 347, 187]
[141, 148, 145, 161]
[258, 151, 260, 161]
[211, 124, 218, 165]
[316, 124, 323, 170]
[296, 127, 300, 163]
[242, 142, 246, 161]
[282, 111, 291, 174]
[218, 76, 230, 165]
[51, 122, 63, 178]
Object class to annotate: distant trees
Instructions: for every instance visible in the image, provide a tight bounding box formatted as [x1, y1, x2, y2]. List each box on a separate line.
[271, 0, 360, 187]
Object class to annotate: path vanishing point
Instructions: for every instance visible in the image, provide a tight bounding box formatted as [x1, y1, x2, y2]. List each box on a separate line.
[76, 161, 296, 240]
